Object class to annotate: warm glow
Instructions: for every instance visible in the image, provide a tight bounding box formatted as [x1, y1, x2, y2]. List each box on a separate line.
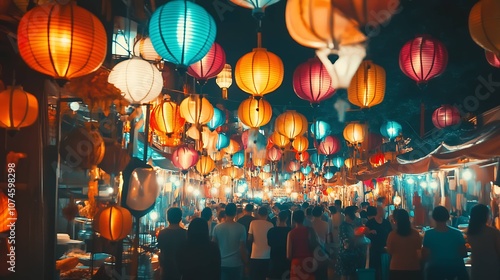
[93, 205, 133, 241]
[151, 97, 185, 136]
[238, 97, 273, 128]
[275, 111, 308, 141]
[348, 61, 386, 109]
[0, 86, 39, 130]
[196, 155, 216, 176]
[469, 0, 500, 57]
[179, 94, 214, 125]
[270, 131, 290, 150]
[292, 135, 309, 154]
[343, 123, 365, 144]
[216, 64, 233, 99]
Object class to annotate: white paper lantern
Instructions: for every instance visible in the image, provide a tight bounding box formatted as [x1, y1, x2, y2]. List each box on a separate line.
[134, 37, 161, 61]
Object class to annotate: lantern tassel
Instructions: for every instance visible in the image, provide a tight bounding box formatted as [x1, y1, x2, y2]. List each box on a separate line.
[222, 88, 228, 100]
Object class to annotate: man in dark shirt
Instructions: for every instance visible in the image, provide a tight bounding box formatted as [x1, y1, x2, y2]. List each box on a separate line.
[157, 207, 187, 280]
[238, 203, 255, 256]
[267, 210, 292, 280]
[359, 202, 370, 219]
[365, 206, 392, 280]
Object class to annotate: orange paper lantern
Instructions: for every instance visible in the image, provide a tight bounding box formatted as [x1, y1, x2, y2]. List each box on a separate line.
[0, 86, 38, 131]
[238, 97, 273, 128]
[348, 61, 386, 108]
[0, 192, 16, 233]
[275, 111, 308, 141]
[93, 205, 133, 241]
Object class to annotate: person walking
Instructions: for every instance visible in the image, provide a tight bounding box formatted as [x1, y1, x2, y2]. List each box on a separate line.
[365, 206, 392, 280]
[268, 210, 292, 280]
[336, 206, 362, 280]
[287, 210, 315, 280]
[248, 207, 274, 280]
[157, 207, 187, 280]
[311, 206, 330, 280]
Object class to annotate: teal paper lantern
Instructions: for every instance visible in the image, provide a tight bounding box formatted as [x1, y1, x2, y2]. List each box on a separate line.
[215, 133, 230, 151]
[332, 156, 344, 168]
[301, 165, 312, 176]
[310, 120, 331, 140]
[232, 151, 245, 167]
[208, 107, 225, 131]
[149, 0, 216, 68]
[263, 164, 272, 173]
[380, 121, 402, 139]
[310, 153, 326, 168]
[323, 172, 334, 180]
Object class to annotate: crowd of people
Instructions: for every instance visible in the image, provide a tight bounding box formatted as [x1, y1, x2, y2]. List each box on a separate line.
[156, 200, 500, 280]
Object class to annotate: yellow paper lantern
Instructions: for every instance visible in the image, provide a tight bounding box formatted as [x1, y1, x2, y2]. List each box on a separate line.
[292, 135, 309, 154]
[223, 139, 241, 155]
[344, 158, 361, 169]
[343, 123, 365, 144]
[252, 156, 267, 167]
[216, 64, 233, 100]
[17, 2, 107, 80]
[196, 155, 216, 177]
[270, 131, 290, 150]
[151, 96, 185, 136]
[93, 205, 133, 241]
[238, 97, 272, 128]
[0, 86, 38, 131]
[348, 61, 386, 108]
[275, 110, 308, 140]
[469, 0, 500, 57]
[179, 94, 214, 125]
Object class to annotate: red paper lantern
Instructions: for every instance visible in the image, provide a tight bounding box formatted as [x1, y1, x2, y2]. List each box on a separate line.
[432, 105, 461, 129]
[288, 161, 301, 172]
[293, 57, 336, 104]
[188, 42, 226, 83]
[171, 145, 199, 173]
[399, 35, 448, 84]
[266, 146, 282, 162]
[485, 50, 500, 68]
[296, 151, 310, 163]
[317, 135, 341, 156]
[369, 152, 386, 167]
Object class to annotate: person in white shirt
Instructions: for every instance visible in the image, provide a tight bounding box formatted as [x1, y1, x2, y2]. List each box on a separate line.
[248, 206, 274, 280]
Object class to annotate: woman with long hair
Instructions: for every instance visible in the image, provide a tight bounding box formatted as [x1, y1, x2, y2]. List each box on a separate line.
[467, 204, 500, 280]
[386, 209, 422, 280]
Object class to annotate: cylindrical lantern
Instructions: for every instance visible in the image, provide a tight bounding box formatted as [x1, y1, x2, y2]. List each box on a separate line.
[432, 105, 461, 129]
[216, 64, 232, 99]
[60, 126, 105, 170]
[238, 97, 272, 128]
[196, 155, 215, 177]
[149, 0, 216, 68]
[266, 146, 282, 162]
[380, 121, 402, 140]
[232, 151, 245, 167]
[172, 145, 199, 173]
[151, 96, 185, 136]
[108, 57, 163, 104]
[469, 0, 500, 57]
[310, 120, 331, 140]
[485, 50, 500, 68]
[207, 107, 226, 131]
[399, 35, 448, 84]
[134, 37, 161, 61]
[293, 57, 336, 104]
[270, 131, 290, 150]
[317, 135, 341, 156]
[93, 205, 133, 241]
[188, 42, 226, 83]
[17, 1, 107, 79]
[343, 123, 365, 144]
[215, 133, 230, 151]
[0, 86, 38, 131]
[223, 139, 240, 155]
[348, 60, 385, 108]
[179, 94, 214, 125]
[275, 111, 308, 141]
[292, 135, 309, 154]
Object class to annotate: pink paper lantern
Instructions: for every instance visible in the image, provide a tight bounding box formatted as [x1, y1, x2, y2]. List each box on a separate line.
[432, 105, 461, 129]
[187, 42, 226, 83]
[485, 50, 500, 68]
[288, 161, 301, 172]
[317, 135, 341, 156]
[293, 57, 336, 104]
[171, 145, 199, 173]
[266, 146, 282, 162]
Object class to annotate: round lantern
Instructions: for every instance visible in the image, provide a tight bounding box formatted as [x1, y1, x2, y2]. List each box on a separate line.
[332, 156, 344, 168]
[344, 158, 356, 169]
[370, 152, 386, 167]
[215, 133, 230, 151]
[172, 145, 199, 173]
[188, 42, 226, 83]
[196, 155, 215, 177]
[323, 172, 334, 180]
[126, 168, 160, 213]
[223, 139, 241, 155]
[238, 97, 273, 128]
[293, 57, 336, 104]
[310, 153, 326, 168]
[266, 146, 282, 162]
[0, 86, 38, 131]
[485, 50, 500, 68]
[210, 151, 224, 162]
[253, 157, 267, 167]
[348, 60, 386, 108]
[296, 150, 310, 163]
[60, 126, 105, 170]
[432, 105, 461, 129]
[270, 131, 290, 150]
[310, 120, 331, 140]
[317, 135, 341, 156]
[230, 0, 280, 16]
[343, 123, 365, 144]
[469, 0, 500, 57]
[134, 37, 161, 61]
[380, 121, 402, 140]
[151, 97, 185, 136]
[292, 135, 309, 154]
[335, 0, 400, 27]
[216, 64, 233, 100]
[108, 57, 163, 104]
[399, 35, 448, 84]
[288, 161, 301, 172]
[149, 0, 216, 68]
[235, 46, 284, 97]
[98, 140, 131, 175]
[208, 107, 226, 131]
[232, 151, 245, 167]
[93, 205, 133, 241]
[0, 192, 16, 233]
[17, 1, 107, 80]
[275, 111, 308, 141]
[301, 165, 312, 176]
[179, 94, 214, 125]
[224, 166, 244, 180]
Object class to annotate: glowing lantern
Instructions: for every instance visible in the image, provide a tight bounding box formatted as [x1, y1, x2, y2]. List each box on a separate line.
[210, 151, 224, 162]
[270, 131, 290, 150]
[288, 161, 301, 172]
[0, 192, 16, 233]
[171, 145, 199, 173]
[0, 86, 38, 131]
[230, 0, 280, 16]
[224, 166, 244, 180]
[343, 123, 365, 144]
[253, 157, 267, 167]
[149, 0, 216, 68]
[134, 37, 161, 61]
[266, 146, 282, 162]
[317, 135, 341, 156]
[232, 151, 245, 167]
[310, 120, 331, 140]
[223, 139, 241, 155]
[188, 42, 226, 83]
[399, 35, 448, 84]
[151, 96, 185, 136]
[296, 151, 310, 163]
[259, 172, 272, 181]
[432, 105, 461, 129]
[208, 107, 226, 131]
[292, 135, 309, 154]
[469, 0, 500, 57]
[108, 57, 163, 104]
[335, 0, 400, 27]
[293, 172, 305, 182]
[485, 50, 500, 68]
[179, 95, 214, 125]
[238, 97, 273, 128]
[196, 155, 216, 177]
[301, 165, 312, 176]
[17, 1, 107, 80]
[344, 158, 356, 169]
[216, 64, 233, 99]
[93, 205, 133, 241]
[310, 153, 326, 168]
[380, 121, 402, 140]
[332, 156, 344, 168]
[293, 57, 336, 104]
[370, 152, 386, 167]
[275, 111, 308, 141]
[215, 133, 230, 151]
[323, 172, 334, 180]
[348, 60, 385, 108]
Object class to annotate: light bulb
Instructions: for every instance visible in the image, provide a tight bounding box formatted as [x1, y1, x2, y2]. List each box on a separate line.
[149, 211, 158, 221]
[193, 189, 200, 196]
[70, 102, 80, 111]
[187, 185, 194, 193]
[406, 177, 415, 185]
[462, 168, 473, 181]
[420, 181, 427, 189]
[430, 181, 438, 189]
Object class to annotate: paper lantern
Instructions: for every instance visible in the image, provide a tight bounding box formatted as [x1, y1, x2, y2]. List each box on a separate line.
[188, 42, 226, 83]
[230, 0, 280, 16]
[215, 133, 230, 151]
[288, 161, 301, 172]
[270, 131, 290, 150]
[216, 64, 233, 99]
[196, 155, 216, 177]
[134, 37, 161, 61]
[151, 97, 185, 136]
[296, 151, 310, 163]
[60, 126, 105, 170]
[223, 166, 244, 180]
[232, 151, 245, 167]
[323, 172, 334, 180]
[343, 123, 365, 144]
[310, 153, 326, 168]
[208, 107, 226, 131]
[93, 205, 133, 241]
[0, 86, 38, 131]
[108, 58, 163, 104]
[266, 146, 282, 162]
[399, 35, 448, 84]
[17, 2, 107, 80]
[432, 105, 461, 129]
[98, 140, 131, 175]
[332, 156, 344, 168]
[293, 57, 336, 104]
[317, 135, 341, 156]
[310, 120, 331, 140]
[235, 45, 284, 97]
[253, 157, 267, 167]
[0, 192, 16, 233]
[292, 135, 309, 154]
[149, 0, 216, 68]
[238, 97, 272, 128]
[485, 50, 500, 68]
[344, 158, 356, 169]
[469, 0, 500, 57]
[172, 145, 199, 173]
[179, 95, 214, 125]
[210, 151, 224, 162]
[380, 121, 402, 140]
[126, 168, 160, 212]
[348, 60, 385, 108]
[335, 0, 400, 27]
[370, 152, 386, 167]
[223, 139, 241, 155]
[275, 111, 308, 140]
[301, 165, 312, 176]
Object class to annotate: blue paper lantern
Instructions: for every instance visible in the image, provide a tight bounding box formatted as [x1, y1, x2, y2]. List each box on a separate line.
[323, 172, 334, 180]
[332, 156, 344, 168]
[301, 165, 312, 176]
[232, 151, 245, 167]
[149, 0, 216, 68]
[310, 120, 331, 140]
[263, 164, 272, 173]
[215, 133, 230, 151]
[380, 121, 402, 139]
[310, 153, 326, 168]
[208, 107, 225, 131]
